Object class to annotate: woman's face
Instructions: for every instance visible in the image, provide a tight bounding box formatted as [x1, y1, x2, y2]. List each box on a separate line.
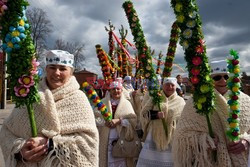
[162, 83, 176, 97]
[211, 73, 229, 95]
[110, 87, 122, 100]
[46, 64, 72, 90]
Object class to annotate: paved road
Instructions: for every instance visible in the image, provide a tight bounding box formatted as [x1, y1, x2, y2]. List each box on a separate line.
[0, 103, 15, 167]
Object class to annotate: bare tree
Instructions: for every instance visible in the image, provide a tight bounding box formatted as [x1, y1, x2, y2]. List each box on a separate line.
[54, 39, 86, 71]
[26, 7, 53, 56]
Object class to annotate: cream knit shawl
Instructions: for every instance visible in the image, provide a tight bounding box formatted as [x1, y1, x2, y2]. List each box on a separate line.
[140, 91, 186, 151]
[172, 90, 250, 167]
[0, 76, 99, 167]
[97, 93, 137, 167]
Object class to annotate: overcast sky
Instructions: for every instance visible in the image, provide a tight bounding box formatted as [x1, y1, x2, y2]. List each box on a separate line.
[27, 0, 250, 77]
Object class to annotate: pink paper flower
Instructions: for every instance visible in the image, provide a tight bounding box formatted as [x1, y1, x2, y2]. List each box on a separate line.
[18, 75, 35, 88]
[14, 86, 30, 97]
[30, 58, 40, 75]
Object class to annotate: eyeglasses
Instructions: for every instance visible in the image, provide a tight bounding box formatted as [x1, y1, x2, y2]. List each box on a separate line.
[212, 75, 229, 81]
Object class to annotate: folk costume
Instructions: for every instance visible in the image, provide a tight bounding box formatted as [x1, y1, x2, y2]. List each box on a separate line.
[136, 78, 185, 167]
[0, 76, 99, 167]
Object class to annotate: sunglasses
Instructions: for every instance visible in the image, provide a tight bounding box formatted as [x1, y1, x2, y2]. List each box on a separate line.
[212, 75, 229, 81]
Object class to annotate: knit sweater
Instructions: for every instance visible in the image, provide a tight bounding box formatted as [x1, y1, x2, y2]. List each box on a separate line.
[0, 76, 99, 167]
[97, 93, 137, 167]
[140, 91, 186, 151]
[172, 90, 250, 167]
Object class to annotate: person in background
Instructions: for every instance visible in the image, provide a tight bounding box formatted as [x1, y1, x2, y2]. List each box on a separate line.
[136, 77, 186, 167]
[96, 79, 137, 167]
[172, 60, 250, 167]
[176, 74, 186, 98]
[123, 75, 134, 93]
[0, 50, 99, 166]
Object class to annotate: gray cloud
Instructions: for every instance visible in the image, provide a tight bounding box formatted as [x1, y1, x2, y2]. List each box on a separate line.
[28, 0, 250, 77]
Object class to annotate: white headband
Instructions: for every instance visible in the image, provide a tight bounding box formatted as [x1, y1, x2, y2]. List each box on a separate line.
[163, 77, 177, 86]
[210, 60, 228, 75]
[46, 50, 74, 68]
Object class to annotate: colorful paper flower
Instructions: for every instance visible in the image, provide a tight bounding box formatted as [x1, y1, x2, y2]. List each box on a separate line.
[196, 45, 204, 54]
[191, 76, 199, 84]
[14, 85, 30, 97]
[175, 3, 183, 12]
[18, 75, 35, 88]
[192, 56, 202, 65]
[177, 15, 185, 23]
[186, 20, 196, 28]
[183, 29, 192, 38]
[191, 67, 200, 75]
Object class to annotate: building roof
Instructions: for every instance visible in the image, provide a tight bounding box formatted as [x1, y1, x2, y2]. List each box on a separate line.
[74, 68, 97, 75]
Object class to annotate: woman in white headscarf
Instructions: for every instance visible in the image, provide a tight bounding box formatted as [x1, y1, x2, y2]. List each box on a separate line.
[136, 77, 186, 167]
[0, 50, 99, 167]
[172, 60, 250, 167]
[96, 79, 137, 167]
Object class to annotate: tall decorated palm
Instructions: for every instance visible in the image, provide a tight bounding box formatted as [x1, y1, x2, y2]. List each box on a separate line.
[123, 0, 168, 137]
[0, 0, 40, 137]
[170, 0, 216, 160]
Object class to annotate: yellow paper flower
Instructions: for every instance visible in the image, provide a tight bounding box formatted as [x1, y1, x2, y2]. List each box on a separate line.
[82, 82, 89, 87]
[19, 19, 25, 26]
[200, 84, 210, 93]
[177, 15, 185, 23]
[234, 68, 240, 74]
[229, 122, 237, 128]
[232, 87, 239, 92]
[7, 42, 14, 48]
[12, 30, 20, 37]
[175, 3, 183, 12]
[197, 103, 202, 110]
[230, 105, 238, 110]
[198, 96, 207, 103]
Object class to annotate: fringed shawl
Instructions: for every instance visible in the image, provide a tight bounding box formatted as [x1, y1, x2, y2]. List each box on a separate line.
[97, 93, 137, 167]
[172, 90, 250, 167]
[0, 76, 99, 167]
[140, 91, 186, 151]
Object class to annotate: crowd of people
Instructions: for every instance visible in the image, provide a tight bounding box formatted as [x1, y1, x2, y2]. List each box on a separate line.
[0, 50, 249, 167]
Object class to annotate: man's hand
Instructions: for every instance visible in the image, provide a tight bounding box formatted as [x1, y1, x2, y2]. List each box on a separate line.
[228, 139, 249, 154]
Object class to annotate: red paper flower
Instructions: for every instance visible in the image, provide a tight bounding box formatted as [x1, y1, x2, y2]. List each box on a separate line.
[191, 76, 199, 84]
[232, 114, 238, 119]
[232, 95, 238, 100]
[191, 67, 200, 75]
[196, 45, 204, 54]
[232, 59, 239, 65]
[232, 131, 239, 137]
[233, 78, 240, 83]
[192, 56, 202, 66]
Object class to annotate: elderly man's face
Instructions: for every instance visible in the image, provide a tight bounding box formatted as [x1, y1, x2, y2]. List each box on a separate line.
[46, 64, 72, 90]
[211, 73, 229, 95]
[162, 83, 176, 97]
